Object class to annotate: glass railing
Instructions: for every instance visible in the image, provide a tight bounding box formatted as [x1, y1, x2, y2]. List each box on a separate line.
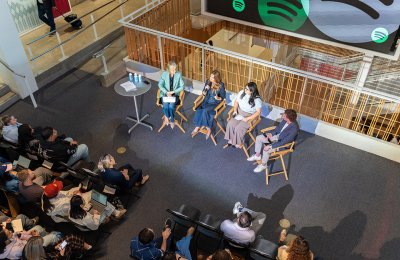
[22, 0, 149, 76]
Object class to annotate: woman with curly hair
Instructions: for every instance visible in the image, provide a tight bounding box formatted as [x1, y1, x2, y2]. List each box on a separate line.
[277, 236, 314, 260]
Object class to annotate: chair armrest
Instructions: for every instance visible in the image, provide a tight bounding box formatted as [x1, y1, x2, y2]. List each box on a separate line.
[274, 142, 295, 153]
[156, 89, 161, 107]
[260, 126, 276, 133]
[248, 115, 261, 131]
[193, 95, 205, 111]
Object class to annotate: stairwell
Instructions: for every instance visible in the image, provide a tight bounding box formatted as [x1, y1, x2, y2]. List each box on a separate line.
[0, 83, 20, 113]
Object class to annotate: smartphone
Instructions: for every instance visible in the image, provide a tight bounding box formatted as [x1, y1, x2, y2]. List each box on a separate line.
[143, 80, 150, 85]
[12, 160, 18, 170]
[6, 223, 13, 232]
[60, 241, 67, 250]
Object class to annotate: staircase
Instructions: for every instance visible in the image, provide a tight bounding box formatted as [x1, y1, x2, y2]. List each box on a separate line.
[0, 83, 20, 113]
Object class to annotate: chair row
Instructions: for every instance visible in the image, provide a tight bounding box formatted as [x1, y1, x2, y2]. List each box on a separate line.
[166, 204, 278, 260]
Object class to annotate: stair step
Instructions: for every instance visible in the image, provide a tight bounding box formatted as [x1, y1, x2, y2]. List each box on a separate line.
[0, 91, 20, 113]
[0, 83, 10, 97]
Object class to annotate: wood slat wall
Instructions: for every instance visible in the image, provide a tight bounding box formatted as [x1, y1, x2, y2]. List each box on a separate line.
[123, 0, 400, 143]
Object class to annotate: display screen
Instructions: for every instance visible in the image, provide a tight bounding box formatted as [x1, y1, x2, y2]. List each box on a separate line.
[204, 0, 400, 56]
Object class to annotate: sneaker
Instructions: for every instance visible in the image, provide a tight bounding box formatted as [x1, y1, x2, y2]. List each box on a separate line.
[247, 154, 261, 162]
[141, 175, 150, 185]
[113, 208, 127, 219]
[170, 122, 175, 129]
[253, 164, 267, 173]
[164, 218, 172, 228]
[232, 202, 243, 215]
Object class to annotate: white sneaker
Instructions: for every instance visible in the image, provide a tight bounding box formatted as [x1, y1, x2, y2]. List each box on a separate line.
[232, 202, 243, 215]
[254, 164, 267, 173]
[247, 154, 261, 161]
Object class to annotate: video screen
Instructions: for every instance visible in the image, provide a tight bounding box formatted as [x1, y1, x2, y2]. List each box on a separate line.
[204, 0, 400, 56]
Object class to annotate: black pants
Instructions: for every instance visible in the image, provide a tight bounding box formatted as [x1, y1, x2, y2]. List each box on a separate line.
[37, 1, 56, 31]
[118, 164, 143, 189]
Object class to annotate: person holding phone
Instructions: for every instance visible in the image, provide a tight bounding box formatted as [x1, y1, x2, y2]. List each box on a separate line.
[192, 70, 226, 139]
[224, 82, 262, 148]
[158, 60, 185, 129]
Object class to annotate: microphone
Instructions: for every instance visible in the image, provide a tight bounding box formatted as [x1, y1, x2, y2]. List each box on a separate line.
[204, 81, 212, 91]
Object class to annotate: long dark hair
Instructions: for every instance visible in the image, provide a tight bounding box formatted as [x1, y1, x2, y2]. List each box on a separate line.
[41, 194, 54, 213]
[18, 124, 34, 146]
[70, 195, 87, 219]
[0, 229, 8, 254]
[240, 82, 260, 108]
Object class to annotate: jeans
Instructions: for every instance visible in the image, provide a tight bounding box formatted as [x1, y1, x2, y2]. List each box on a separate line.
[254, 135, 276, 164]
[162, 102, 176, 122]
[64, 138, 90, 166]
[0, 213, 35, 230]
[28, 225, 62, 246]
[37, 1, 56, 31]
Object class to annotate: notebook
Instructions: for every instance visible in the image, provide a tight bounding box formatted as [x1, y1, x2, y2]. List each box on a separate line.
[17, 155, 31, 169]
[2, 219, 23, 232]
[162, 96, 176, 103]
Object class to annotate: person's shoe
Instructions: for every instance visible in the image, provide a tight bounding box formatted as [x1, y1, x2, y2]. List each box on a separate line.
[170, 122, 175, 129]
[49, 31, 56, 37]
[164, 117, 169, 126]
[232, 202, 243, 215]
[205, 129, 211, 140]
[187, 226, 195, 236]
[164, 218, 172, 228]
[113, 208, 127, 219]
[279, 229, 287, 243]
[254, 164, 267, 173]
[32, 216, 39, 225]
[141, 175, 150, 185]
[247, 154, 261, 162]
[191, 127, 200, 135]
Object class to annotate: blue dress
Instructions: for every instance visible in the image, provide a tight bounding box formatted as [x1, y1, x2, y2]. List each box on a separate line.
[193, 81, 226, 128]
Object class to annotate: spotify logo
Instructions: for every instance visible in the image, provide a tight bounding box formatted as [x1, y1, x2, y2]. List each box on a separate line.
[258, 0, 309, 31]
[232, 0, 245, 12]
[371, 28, 389, 43]
[308, 0, 400, 44]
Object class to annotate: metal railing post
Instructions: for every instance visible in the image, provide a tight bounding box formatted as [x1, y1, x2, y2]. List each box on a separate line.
[119, 0, 124, 18]
[55, 32, 67, 61]
[248, 58, 253, 82]
[201, 47, 205, 82]
[24, 77, 37, 108]
[157, 35, 164, 70]
[27, 46, 33, 60]
[101, 55, 109, 74]
[90, 14, 99, 40]
[298, 77, 308, 112]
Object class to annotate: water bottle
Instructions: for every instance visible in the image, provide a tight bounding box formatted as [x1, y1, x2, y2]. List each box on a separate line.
[138, 74, 142, 81]
[128, 73, 133, 82]
[134, 73, 138, 82]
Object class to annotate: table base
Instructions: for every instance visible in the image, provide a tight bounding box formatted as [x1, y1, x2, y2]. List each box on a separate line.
[127, 114, 153, 133]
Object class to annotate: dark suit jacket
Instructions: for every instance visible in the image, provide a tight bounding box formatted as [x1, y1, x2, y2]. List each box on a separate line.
[270, 120, 299, 149]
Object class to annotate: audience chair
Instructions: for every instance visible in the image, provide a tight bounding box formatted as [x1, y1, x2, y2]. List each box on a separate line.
[166, 204, 201, 237]
[192, 97, 227, 145]
[258, 126, 296, 185]
[249, 237, 278, 260]
[194, 214, 223, 255]
[156, 89, 188, 133]
[0, 188, 20, 218]
[223, 107, 262, 158]
[223, 235, 251, 259]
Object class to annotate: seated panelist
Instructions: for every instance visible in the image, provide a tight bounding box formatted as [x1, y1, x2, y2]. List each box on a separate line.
[224, 82, 262, 148]
[158, 60, 184, 129]
[192, 70, 226, 139]
[248, 109, 299, 173]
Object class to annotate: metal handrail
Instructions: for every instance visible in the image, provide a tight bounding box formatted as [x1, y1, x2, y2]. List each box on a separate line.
[119, 14, 400, 103]
[30, 0, 128, 61]
[0, 58, 37, 108]
[26, 0, 118, 45]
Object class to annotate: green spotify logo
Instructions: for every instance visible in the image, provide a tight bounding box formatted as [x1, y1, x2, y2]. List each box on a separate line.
[232, 0, 245, 12]
[258, 0, 309, 31]
[371, 28, 389, 44]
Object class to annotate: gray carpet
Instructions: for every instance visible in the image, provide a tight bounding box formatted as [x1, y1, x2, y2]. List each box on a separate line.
[5, 69, 400, 260]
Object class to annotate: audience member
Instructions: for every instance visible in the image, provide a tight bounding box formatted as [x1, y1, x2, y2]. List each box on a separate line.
[0, 223, 61, 259]
[276, 236, 314, 260]
[0, 212, 39, 231]
[248, 109, 299, 173]
[207, 249, 233, 260]
[36, 0, 56, 35]
[0, 159, 19, 193]
[40, 126, 90, 166]
[23, 234, 92, 259]
[18, 124, 41, 154]
[1, 115, 22, 144]
[224, 82, 262, 148]
[192, 70, 226, 139]
[98, 154, 149, 191]
[17, 168, 54, 202]
[158, 60, 185, 129]
[130, 219, 172, 259]
[42, 181, 126, 224]
[220, 202, 266, 244]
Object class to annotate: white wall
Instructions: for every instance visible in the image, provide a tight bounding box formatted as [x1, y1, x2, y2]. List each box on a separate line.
[0, 0, 38, 98]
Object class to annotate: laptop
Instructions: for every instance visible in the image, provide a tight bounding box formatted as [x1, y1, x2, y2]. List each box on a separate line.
[90, 190, 107, 215]
[12, 155, 31, 170]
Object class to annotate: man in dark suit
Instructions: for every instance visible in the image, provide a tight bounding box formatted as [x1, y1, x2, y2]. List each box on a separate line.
[37, 0, 56, 35]
[248, 109, 299, 173]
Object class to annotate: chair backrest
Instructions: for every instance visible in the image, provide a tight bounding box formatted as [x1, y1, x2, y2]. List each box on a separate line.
[214, 100, 226, 119]
[156, 89, 162, 107]
[247, 114, 261, 132]
[249, 237, 278, 260]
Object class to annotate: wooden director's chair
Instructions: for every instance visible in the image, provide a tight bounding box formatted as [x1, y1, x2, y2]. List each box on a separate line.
[223, 107, 261, 158]
[156, 89, 188, 133]
[191, 95, 226, 145]
[257, 126, 295, 185]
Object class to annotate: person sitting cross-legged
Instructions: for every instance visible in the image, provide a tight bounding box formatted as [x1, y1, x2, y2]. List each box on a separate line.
[220, 202, 266, 244]
[248, 109, 299, 173]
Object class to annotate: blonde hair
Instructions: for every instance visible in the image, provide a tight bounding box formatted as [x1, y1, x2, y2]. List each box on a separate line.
[17, 169, 30, 182]
[167, 60, 177, 70]
[97, 154, 114, 172]
[24, 236, 46, 260]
